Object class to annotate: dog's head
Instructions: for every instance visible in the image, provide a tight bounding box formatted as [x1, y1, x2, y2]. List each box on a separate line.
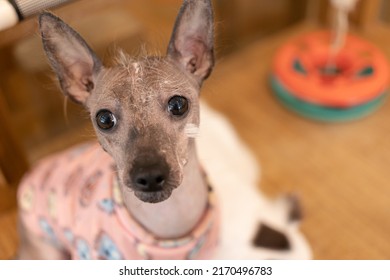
[39, 0, 214, 203]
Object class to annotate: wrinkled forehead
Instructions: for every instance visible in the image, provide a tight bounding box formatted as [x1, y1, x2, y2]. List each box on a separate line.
[92, 57, 199, 106]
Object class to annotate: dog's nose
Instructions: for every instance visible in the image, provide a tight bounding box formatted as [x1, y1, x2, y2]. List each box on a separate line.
[132, 165, 168, 192]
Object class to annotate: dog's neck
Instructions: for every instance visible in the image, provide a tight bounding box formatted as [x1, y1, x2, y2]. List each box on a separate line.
[121, 142, 209, 239]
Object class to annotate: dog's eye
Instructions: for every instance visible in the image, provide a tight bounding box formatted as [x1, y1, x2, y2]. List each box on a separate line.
[168, 96, 188, 116]
[96, 110, 117, 130]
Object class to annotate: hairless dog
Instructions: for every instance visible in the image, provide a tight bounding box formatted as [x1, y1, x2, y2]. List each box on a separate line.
[17, 0, 312, 259]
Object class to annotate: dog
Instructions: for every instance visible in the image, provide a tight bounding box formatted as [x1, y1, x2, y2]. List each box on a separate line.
[17, 0, 312, 259]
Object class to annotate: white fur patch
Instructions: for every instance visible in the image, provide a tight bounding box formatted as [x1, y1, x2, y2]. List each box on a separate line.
[197, 102, 312, 259]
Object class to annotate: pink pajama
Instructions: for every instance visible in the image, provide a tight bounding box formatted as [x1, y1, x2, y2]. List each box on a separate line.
[18, 142, 219, 259]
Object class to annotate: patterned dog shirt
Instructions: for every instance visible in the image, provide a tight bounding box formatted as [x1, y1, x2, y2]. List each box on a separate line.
[18, 142, 219, 259]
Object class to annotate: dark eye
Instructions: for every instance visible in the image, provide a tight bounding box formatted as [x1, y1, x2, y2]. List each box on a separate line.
[96, 110, 117, 130]
[168, 96, 188, 116]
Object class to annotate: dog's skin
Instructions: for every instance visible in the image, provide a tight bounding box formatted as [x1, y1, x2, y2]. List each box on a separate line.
[17, 0, 312, 259]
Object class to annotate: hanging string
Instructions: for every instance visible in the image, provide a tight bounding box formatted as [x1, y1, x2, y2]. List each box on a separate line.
[330, 0, 358, 53]
[326, 0, 359, 73]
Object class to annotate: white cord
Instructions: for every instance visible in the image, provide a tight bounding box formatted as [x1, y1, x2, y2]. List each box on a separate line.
[324, 0, 359, 73]
[330, 0, 359, 54]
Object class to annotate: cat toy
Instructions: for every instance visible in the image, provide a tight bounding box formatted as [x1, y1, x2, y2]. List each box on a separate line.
[271, 0, 389, 121]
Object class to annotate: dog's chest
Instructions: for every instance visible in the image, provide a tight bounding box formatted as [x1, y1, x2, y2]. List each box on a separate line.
[18, 143, 219, 259]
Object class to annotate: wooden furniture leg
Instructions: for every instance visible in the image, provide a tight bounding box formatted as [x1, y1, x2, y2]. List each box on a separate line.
[0, 89, 29, 187]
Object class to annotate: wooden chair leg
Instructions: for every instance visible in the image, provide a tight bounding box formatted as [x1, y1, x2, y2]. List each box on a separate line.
[0, 89, 29, 187]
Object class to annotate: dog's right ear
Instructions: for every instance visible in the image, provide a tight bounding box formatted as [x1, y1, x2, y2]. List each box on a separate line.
[39, 12, 102, 105]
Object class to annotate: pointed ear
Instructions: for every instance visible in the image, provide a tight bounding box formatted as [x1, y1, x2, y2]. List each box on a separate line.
[39, 12, 103, 105]
[167, 0, 214, 84]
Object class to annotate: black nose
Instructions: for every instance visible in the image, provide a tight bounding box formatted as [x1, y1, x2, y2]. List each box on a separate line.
[132, 164, 168, 192]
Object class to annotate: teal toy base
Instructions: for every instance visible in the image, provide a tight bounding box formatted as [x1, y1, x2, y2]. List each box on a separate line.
[270, 76, 387, 122]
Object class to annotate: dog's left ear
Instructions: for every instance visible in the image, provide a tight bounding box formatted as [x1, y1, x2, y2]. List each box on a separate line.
[167, 0, 214, 84]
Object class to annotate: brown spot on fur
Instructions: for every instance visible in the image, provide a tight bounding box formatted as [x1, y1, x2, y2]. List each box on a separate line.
[287, 195, 303, 222]
[252, 223, 290, 250]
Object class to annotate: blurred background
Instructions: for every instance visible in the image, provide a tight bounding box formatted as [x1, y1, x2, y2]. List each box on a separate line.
[1, 0, 390, 259]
